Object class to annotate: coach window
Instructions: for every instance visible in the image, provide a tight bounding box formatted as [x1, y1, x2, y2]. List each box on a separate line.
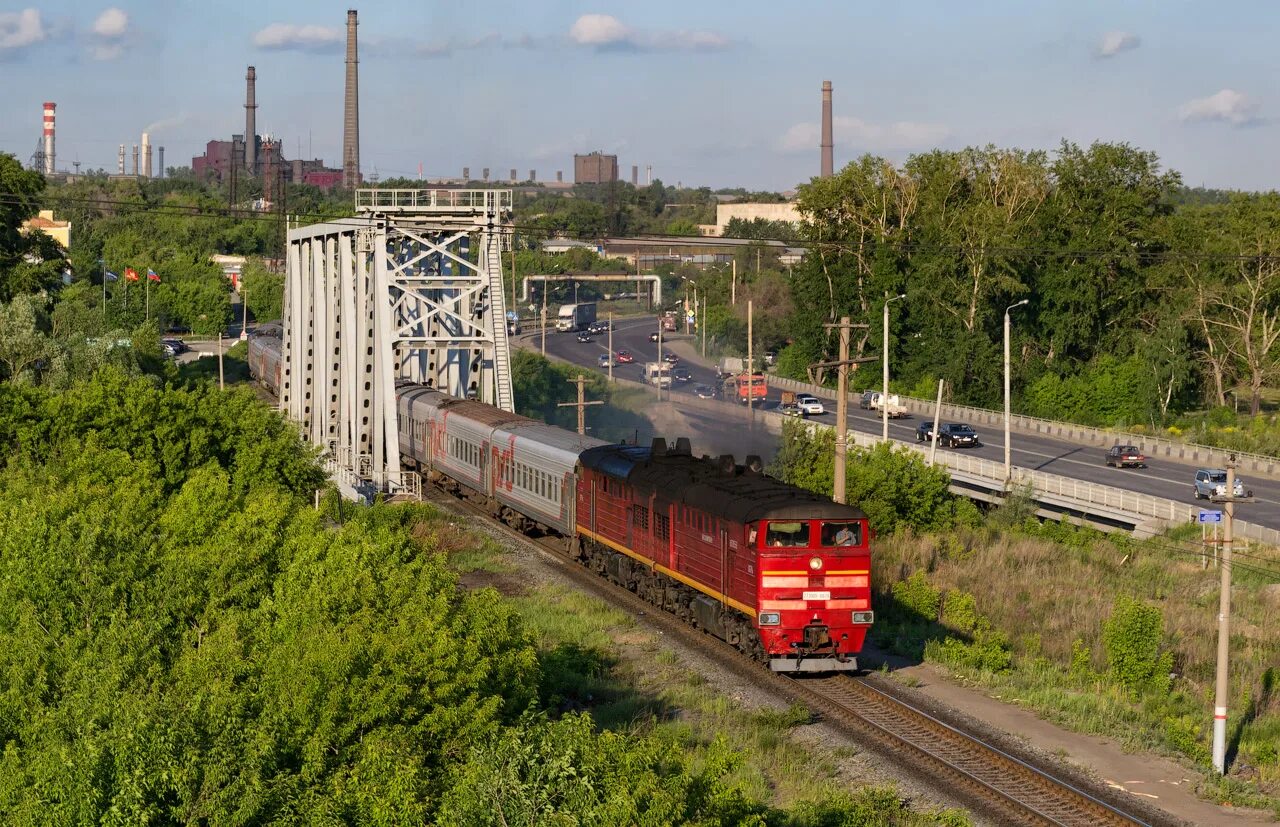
[765, 521, 809, 548]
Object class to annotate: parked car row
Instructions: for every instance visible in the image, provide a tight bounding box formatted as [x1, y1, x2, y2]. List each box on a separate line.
[162, 338, 188, 358]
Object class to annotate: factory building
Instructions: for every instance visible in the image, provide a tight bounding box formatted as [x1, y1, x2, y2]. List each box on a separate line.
[574, 152, 618, 184]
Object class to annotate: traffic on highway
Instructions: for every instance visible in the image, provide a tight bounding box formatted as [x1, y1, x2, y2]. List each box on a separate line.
[537, 314, 1280, 532]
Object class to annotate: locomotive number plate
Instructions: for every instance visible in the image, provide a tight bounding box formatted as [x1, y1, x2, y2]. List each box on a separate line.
[802, 591, 831, 601]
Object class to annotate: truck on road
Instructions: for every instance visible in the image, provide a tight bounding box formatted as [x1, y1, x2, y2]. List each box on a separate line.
[859, 391, 910, 418]
[644, 362, 673, 388]
[717, 356, 746, 378]
[556, 302, 597, 332]
[735, 372, 768, 405]
[662, 311, 678, 332]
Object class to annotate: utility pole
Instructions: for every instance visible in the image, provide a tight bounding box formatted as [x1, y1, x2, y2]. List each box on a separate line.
[657, 318, 664, 402]
[813, 320, 874, 504]
[701, 295, 707, 358]
[1004, 299, 1029, 482]
[558, 374, 603, 435]
[217, 333, 225, 390]
[240, 283, 249, 341]
[540, 278, 548, 356]
[929, 379, 944, 466]
[883, 293, 906, 442]
[1212, 457, 1251, 774]
[747, 299, 753, 421]
[608, 311, 614, 384]
[510, 232, 517, 319]
[731, 259, 737, 305]
[100, 259, 107, 321]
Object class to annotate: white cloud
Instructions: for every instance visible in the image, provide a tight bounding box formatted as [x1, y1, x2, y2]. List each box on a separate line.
[1178, 89, 1260, 127]
[779, 115, 949, 154]
[0, 8, 46, 52]
[252, 22, 342, 51]
[1097, 30, 1139, 58]
[92, 7, 128, 38]
[567, 13, 730, 52]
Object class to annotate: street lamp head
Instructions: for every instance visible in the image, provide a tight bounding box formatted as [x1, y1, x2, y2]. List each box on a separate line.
[1016, 298, 1029, 307]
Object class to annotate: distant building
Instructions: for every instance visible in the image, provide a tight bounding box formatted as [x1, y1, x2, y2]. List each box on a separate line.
[192, 136, 343, 191]
[21, 209, 71, 249]
[541, 237, 598, 254]
[711, 203, 802, 237]
[574, 152, 618, 184]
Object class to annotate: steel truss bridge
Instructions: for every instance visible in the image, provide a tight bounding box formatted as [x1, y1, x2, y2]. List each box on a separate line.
[282, 189, 513, 497]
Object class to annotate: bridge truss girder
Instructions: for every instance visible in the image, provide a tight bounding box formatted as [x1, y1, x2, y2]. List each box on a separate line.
[282, 189, 513, 493]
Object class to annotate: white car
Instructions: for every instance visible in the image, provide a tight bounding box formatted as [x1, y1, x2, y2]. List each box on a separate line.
[796, 394, 825, 415]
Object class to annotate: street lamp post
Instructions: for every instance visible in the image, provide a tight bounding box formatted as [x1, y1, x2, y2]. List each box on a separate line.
[1004, 298, 1030, 482]
[882, 293, 906, 442]
[239, 283, 249, 341]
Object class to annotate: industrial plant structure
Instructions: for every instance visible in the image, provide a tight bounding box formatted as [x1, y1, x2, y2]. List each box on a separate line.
[574, 152, 618, 184]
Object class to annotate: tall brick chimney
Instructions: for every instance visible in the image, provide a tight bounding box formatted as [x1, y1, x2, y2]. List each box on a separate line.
[820, 80, 833, 178]
[342, 10, 361, 189]
[245, 66, 257, 176]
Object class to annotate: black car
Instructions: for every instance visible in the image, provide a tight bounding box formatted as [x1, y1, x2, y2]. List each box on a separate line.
[663, 352, 679, 364]
[693, 384, 717, 399]
[162, 338, 189, 357]
[672, 366, 691, 382]
[649, 331, 660, 342]
[937, 423, 980, 448]
[576, 332, 593, 343]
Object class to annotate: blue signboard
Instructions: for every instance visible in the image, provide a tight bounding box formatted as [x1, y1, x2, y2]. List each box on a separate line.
[1197, 510, 1223, 524]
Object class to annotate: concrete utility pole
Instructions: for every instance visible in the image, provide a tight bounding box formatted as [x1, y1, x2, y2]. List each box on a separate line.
[218, 333, 225, 391]
[731, 259, 737, 305]
[657, 317, 664, 402]
[747, 300, 753, 421]
[883, 293, 906, 442]
[540, 280, 548, 356]
[1004, 298, 1029, 482]
[608, 311, 614, 384]
[1211, 457, 1251, 774]
[814, 320, 873, 504]
[558, 374, 603, 435]
[929, 379, 944, 466]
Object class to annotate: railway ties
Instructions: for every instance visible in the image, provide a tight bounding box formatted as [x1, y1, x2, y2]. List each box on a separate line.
[801, 677, 1153, 827]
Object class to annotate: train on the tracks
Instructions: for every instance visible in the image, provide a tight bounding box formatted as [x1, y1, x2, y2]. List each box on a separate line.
[249, 333, 874, 672]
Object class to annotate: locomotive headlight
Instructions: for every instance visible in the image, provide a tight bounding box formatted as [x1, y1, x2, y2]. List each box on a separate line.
[808, 557, 822, 571]
[852, 611, 875, 624]
[758, 612, 781, 626]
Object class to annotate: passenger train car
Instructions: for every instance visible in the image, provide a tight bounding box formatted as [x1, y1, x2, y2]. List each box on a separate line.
[249, 333, 874, 672]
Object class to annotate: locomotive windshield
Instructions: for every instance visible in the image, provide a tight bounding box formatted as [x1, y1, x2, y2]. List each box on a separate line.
[820, 520, 862, 547]
[765, 521, 809, 547]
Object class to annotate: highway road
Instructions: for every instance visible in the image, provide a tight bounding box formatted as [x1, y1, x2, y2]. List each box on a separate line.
[540, 315, 1280, 532]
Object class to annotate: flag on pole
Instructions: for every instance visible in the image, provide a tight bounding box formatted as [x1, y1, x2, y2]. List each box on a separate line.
[124, 267, 139, 282]
[105, 270, 119, 281]
[147, 268, 161, 283]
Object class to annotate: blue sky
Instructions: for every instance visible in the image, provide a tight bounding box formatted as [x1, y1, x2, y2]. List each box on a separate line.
[1, 1, 1276, 191]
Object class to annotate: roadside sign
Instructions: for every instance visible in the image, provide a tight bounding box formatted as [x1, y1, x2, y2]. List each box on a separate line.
[1198, 510, 1223, 524]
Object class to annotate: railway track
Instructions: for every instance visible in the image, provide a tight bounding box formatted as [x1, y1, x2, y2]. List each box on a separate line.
[419, 485, 1168, 827]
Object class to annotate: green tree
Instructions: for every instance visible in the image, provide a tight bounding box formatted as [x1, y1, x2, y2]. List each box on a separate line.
[0, 294, 57, 382]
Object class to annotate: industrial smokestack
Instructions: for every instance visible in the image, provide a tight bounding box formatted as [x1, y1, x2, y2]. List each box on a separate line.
[141, 133, 151, 178]
[556, 170, 563, 183]
[158, 146, 165, 179]
[342, 10, 361, 189]
[631, 165, 638, 186]
[482, 167, 489, 181]
[41, 102, 55, 175]
[820, 80, 833, 178]
[245, 66, 257, 176]
[118, 144, 125, 174]
[463, 166, 470, 180]
[510, 168, 517, 182]
[529, 169, 536, 182]
[646, 165, 652, 185]
[132, 145, 139, 176]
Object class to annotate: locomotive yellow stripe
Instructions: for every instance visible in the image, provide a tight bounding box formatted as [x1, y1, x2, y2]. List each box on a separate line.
[763, 570, 807, 575]
[578, 527, 757, 617]
[826, 569, 869, 575]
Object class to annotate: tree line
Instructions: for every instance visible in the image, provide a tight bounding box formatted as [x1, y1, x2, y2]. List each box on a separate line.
[779, 141, 1280, 425]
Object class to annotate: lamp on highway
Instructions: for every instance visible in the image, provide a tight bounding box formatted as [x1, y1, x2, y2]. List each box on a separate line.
[1004, 298, 1030, 482]
[882, 293, 906, 442]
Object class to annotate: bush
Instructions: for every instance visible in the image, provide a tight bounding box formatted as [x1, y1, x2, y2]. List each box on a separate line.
[1102, 596, 1174, 696]
[892, 570, 940, 623]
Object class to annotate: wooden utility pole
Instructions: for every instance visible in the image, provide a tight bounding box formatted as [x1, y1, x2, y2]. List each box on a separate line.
[813, 319, 872, 504]
[557, 374, 603, 435]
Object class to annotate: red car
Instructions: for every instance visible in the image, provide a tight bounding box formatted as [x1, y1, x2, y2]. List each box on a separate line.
[1105, 445, 1147, 468]
[616, 350, 634, 364]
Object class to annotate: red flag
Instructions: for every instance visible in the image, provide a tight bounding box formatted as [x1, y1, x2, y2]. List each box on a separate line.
[147, 268, 161, 283]
[124, 267, 139, 282]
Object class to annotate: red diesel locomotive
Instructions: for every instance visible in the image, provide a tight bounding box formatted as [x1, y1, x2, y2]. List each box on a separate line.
[576, 438, 872, 672]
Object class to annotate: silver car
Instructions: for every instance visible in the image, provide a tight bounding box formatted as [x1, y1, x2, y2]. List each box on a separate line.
[1193, 469, 1252, 500]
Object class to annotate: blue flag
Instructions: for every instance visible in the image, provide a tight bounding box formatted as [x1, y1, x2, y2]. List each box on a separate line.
[105, 270, 119, 281]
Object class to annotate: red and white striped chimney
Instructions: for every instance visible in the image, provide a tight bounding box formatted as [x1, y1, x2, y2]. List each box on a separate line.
[42, 102, 56, 175]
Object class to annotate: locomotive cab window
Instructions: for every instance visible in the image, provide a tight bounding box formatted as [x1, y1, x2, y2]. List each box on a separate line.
[765, 521, 809, 548]
[821, 521, 862, 547]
